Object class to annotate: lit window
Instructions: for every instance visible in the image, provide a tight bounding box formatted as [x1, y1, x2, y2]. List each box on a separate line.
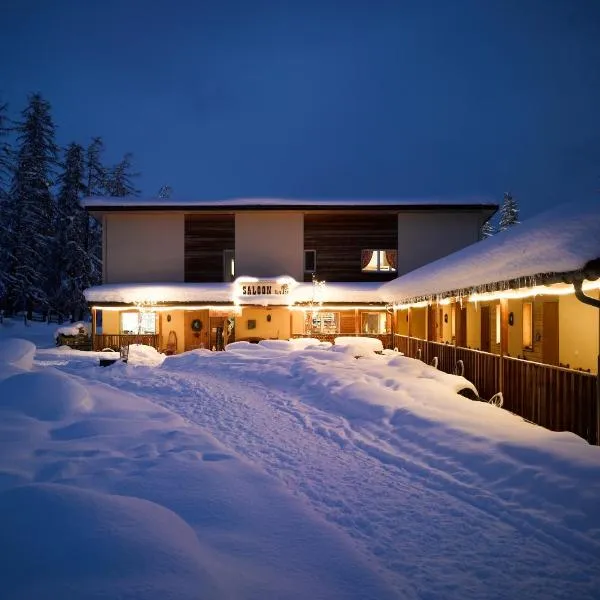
[495, 304, 501, 344]
[304, 249, 316, 273]
[361, 312, 386, 334]
[223, 249, 235, 282]
[361, 250, 397, 272]
[522, 302, 533, 349]
[121, 312, 157, 334]
[310, 312, 339, 334]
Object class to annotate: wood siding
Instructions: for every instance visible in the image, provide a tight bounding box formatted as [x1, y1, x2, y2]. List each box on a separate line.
[185, 214, 235, 282]
[303, 213, 397, 282]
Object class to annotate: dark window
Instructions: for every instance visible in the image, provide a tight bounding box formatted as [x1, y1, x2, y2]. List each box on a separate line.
[304, 249, 316, 273]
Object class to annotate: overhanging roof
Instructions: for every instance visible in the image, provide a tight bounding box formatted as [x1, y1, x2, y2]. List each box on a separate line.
[380, 200, 600, 303]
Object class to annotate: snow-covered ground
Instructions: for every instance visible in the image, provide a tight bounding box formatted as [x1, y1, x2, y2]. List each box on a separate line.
[1, 321, 600, 600]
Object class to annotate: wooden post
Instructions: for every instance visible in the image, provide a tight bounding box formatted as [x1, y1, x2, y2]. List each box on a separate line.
[354, 309, 359, 336]
[499, 298, 509, 393]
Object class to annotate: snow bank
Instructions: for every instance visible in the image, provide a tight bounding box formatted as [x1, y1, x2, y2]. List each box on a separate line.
[288, 337, 322, 349]
[0, 483, 219, 600]
[0, 370, 93, 421]
[258, 339, 296, 351]
[0, 338, 36, 371]
[54, 321, 90, 341]
[334, 336, 384, 352]
[126, 344, 166, 367]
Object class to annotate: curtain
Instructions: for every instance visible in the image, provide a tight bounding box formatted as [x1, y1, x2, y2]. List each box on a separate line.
[386, 250, 397, 270]
[361, 249, 374, 270]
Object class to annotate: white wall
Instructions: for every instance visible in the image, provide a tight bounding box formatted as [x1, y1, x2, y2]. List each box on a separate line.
[235, 212, 304, 280]
[104, 213, 184, 283]
[396, 211, 487, 275]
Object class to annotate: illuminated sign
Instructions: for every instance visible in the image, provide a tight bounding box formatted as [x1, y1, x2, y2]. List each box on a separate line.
[241, 281, 289, 296]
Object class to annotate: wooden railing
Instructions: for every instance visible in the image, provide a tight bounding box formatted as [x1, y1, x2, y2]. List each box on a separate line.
[93, 334, 160, 352]
[394, 334, 598, 445]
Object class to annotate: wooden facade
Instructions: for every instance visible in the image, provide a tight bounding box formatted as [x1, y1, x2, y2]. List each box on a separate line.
[184, 214, 235, 282]
[303, 213, 398, 282]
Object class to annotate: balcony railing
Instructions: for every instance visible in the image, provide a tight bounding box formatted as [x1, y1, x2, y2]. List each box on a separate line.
[93, 334, 160, 352]
[394, 334, 598, 445]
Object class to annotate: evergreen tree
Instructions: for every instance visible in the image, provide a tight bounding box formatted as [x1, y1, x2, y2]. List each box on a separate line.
[106, 152, 140, 197]
[4, 94, 58, 315]
[84, 137, 107, 289]
[158, 184, 172, 199]
[50, 143, 88, 320]
[0, 102, 14, 305]
[498, 192, 519, 231]
[480, 218, 495, 239]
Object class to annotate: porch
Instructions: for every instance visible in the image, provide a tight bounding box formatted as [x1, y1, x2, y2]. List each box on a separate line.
[394, 334, 598, 445]
[93, 333, 160, 352]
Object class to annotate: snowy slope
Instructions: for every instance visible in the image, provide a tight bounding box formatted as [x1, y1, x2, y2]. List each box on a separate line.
[1, 324, 600, 599]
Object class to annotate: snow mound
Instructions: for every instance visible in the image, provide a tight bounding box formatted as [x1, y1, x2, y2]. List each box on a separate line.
[54, 321, 90, 341]
[334, 336, 384, 352]
[0, 338, 36, 371]
[258, 339, 296, 351]
[0, 370, 93, 421]
[127, 344, 166, 367]
[288, 337, 322, 349]
[161, 349, 213, 370]
[225, 341, 260, 351]
[0, 483, 219, 600]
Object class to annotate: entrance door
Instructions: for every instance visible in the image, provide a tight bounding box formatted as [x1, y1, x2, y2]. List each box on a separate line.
[456, 306, 467, 347]
[480, 306, 490, 352]
[542, 301, 559, 366]
[184, 310, 209, 351]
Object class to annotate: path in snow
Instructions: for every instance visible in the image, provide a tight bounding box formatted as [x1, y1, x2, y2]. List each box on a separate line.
[56, 353, 600, 600]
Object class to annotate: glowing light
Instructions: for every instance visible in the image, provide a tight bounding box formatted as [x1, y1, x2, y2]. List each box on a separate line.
[92, 304, 239, 312]
[468, 279, 600, 303]
[394, 300, 429, 310]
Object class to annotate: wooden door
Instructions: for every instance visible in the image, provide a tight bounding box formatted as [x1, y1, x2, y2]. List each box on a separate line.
[456, 306, 467, 347]
[184, 310, 209, 351]
[542, 301, 559, 366]
[480, 306, 490, 352]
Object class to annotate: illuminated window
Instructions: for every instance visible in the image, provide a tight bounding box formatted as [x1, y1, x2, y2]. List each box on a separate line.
[121, 312, 157, 334]
[223, 249, 235, 282]
[361, 312, 386, 334]
[304, 249, 316, 273]
[495, 304, 501, 344]
[361, 250, 397, 273]
[522, 302, 533, 349]
[310, 312, 339, 334]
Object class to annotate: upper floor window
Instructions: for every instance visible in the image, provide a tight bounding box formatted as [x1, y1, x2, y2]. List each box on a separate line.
[361, 250, 397, 273]
[304, 249, 316, 273]
[121, 311, 157, 334]
[223, 249, 235, 282]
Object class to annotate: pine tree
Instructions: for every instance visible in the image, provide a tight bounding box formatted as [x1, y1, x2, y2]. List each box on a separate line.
[480, 218, 495, 239]
[498, 192, 519, 231]
[158, 184, 172, 199]
[50, 143, 88, 320]
[106, 153, 140, 197]
[84, 137, 107, 289]
[4, 94, 58, 315]
[0, 102, 14, 306]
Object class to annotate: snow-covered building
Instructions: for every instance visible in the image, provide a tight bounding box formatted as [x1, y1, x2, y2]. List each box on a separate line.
[82, 197, 495, 353]
[380, 200, 600, 443]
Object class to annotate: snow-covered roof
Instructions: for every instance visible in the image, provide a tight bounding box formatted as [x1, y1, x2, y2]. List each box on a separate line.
[84, 280, 386, 305]
[82, 195, 497, 211]
[380, 200, 600, 303]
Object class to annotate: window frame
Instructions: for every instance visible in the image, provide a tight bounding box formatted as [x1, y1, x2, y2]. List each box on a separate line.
[223, 249, 235, 282]
[309, 311, 340, 334]
[361, 249, 397, 273]
[304, 249, 317, 274]
[522, 301, 533, 350]
[120, 311, 157, 335]
[361, 311, 386, 334]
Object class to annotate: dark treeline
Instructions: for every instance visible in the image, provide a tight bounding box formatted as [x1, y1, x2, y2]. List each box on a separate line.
[0, 93, 139, 321]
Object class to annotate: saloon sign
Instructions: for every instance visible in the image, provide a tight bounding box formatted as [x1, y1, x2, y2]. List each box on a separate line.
[241, 281, 290, 296]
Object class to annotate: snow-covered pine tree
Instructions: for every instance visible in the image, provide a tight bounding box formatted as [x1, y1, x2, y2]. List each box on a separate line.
[50, 143, 88, 320]
[0, 102, 14, 307]
[158, 184, 172, 199]
[480, 218, 495, 239]
[4, 94, 58, 316]
[498, 192, 519, 231]
[106, 153, 140, 197]
[84, 137, 107, 288]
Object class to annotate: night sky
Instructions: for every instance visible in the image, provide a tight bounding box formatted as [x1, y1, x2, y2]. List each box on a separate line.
[2, 0, 599, 219]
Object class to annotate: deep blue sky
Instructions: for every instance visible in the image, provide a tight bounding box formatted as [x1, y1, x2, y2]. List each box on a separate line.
[2, 0, 599, 219]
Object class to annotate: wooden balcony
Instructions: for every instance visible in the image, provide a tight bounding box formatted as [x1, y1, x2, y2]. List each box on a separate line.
[93, 334, 160, 352]
[394, 334, 598, 445]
